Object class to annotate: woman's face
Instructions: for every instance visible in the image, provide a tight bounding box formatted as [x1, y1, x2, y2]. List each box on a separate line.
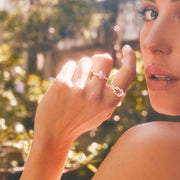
[140, 0, 180, 115]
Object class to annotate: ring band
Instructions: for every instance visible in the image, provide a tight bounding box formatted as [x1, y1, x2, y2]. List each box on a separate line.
[109, 84, 125, 97]
[91, 71, 124, 97]
[91, 71, 108, 81]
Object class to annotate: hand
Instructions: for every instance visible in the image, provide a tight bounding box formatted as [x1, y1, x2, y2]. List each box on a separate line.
[20, 45, 136, 180]
[33, 45, 136, 150]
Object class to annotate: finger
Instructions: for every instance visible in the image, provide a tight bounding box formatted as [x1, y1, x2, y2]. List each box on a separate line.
[56, 61, 76, 87]
[73, 57, 92, 89]
[106, 45, 136, 103]
[86, 54, 113, 95]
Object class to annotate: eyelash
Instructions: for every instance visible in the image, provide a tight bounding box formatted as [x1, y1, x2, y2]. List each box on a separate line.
[138, 8, 158, 22]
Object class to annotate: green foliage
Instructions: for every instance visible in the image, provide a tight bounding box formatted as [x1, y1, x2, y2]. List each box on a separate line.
[0, 44, 27, 124]
[0, 44, 32, 174]
[0, 44, 53, 173]
[0, 0, 97, 75]
[0, 44, 24, 67]
[0, 0, 96, 52]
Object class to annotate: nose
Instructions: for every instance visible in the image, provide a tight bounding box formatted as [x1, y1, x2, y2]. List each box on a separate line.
[141, 15, 172, 55]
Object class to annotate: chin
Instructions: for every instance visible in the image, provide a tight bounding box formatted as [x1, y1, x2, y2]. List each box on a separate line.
[149, 94, 180, 116]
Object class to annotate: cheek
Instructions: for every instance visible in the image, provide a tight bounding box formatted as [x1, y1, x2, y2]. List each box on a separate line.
[139, 28, 148, 65]
[149, 90, 180, 116]
[139, 27, 147, 54]
[139, 30, 144, 49]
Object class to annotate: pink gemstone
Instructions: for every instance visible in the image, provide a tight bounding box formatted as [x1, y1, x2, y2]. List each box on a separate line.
[99, 72, 104, 79]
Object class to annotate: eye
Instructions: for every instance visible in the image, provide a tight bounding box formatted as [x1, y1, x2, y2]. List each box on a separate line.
[140, 8, 158, 21]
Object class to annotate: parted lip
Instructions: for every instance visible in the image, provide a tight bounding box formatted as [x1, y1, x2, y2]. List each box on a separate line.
[145, 65, 179, 80]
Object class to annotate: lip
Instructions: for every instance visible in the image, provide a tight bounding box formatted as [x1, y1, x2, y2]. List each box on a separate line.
[145, 65, 179, 91]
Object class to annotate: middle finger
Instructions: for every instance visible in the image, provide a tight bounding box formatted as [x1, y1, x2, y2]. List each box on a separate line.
[85, 54, 113, 96]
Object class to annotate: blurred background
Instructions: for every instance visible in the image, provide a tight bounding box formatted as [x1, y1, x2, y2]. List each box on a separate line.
[0, 0, 179, 179]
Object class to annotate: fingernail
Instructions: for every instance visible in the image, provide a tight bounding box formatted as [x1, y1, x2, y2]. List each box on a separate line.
[103, 53, 112, 59]
[123, 44, 132, 51]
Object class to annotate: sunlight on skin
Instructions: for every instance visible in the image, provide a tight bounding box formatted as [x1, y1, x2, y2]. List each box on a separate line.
[57, 61, 76, 87]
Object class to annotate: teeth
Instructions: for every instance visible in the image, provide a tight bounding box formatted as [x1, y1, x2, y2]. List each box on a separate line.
[153, 75, 172, 80]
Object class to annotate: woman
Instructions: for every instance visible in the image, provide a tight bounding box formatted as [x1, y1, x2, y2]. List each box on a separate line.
[20, 0, 180, 179]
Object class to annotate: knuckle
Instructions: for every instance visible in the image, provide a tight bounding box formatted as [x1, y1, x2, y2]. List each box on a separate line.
[72, 87, 84, 97]
[105, 96, 122, 109]
[86, 91, 102, 103]
[122, 61, 136, 77]
[123, 67, 136, 80]
[53, 79, 71, 94]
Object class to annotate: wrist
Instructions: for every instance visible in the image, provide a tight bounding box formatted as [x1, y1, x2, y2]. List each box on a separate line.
[31, 132, 75, 159]
[21, 136, 73, 180]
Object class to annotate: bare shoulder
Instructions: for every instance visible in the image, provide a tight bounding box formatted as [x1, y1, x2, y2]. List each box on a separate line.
[93, 121, 180, 180]
[122, 121, 180, 145]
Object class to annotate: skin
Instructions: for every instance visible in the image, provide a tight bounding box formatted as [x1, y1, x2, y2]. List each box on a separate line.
[93, 121, 180, 180]
[20, 0, 180, 179]
[93, 0, 180, 179]
[20, 46, 136, 180]
[140, 0, 180, 115]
